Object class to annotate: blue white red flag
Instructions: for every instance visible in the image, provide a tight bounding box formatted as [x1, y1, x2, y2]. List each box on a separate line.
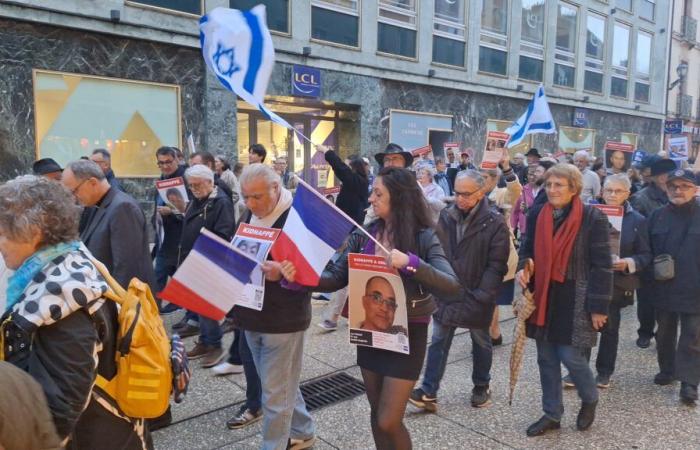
[199, 6, 292, 130]
[160, 229, 258, 320]
[270, 179, 355, 286]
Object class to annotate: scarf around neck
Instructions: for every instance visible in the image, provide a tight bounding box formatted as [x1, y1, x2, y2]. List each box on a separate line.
[5, 241, 80, 312]
[531, 197, 583, 326]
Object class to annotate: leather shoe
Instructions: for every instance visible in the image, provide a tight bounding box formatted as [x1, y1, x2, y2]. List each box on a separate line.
[526, 416, 560, 437]
[636, 336, 651, 349]
[576, 400, 597, 431]
[680, 383, 698, 406]
[654, 372, 675, 386]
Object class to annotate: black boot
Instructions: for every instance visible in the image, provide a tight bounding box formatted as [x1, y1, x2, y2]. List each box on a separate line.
[576, 400, 598, 431]
[526, 416, 560, 437]
[680, 383, 698, 406]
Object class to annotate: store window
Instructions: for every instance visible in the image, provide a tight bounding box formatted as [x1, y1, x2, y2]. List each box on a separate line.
[378, 0, 417, 58]
[230, 0, 289, 33]
[311, 0, 359, 47]
[584, 13, 606, 94]
[559, 126, 596, 154]
[621, 132, 638, 149]
[519, 0, 545, 81]
[33, 70, 180, 177]
[479, 0, 508, 75]
[635, 31, 652, 103]
[639, 0, 655, 21]
[432, 0, 466, 67]
[554, 3, 577, 88]
[611, 22, 630, 98]
[129, 0, 202, 15]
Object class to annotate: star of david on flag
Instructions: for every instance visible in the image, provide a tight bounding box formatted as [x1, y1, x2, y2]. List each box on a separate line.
[200, 6, 292, 130]
[505, 85, 557, 148]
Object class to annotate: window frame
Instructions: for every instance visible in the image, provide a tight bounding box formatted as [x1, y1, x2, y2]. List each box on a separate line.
[229, 0, 292, 36]
[610, 21, 632, 99]
[478, 0, 509, 76]
[432, 0, 467, 67]
[583, 11, 607, 95]
[310, 0, 361, 50]
[518, 0, 546, 83]
[377, 0, 419, 60]
[639, 0, 655, 23]
[634, 29, 653, 104]
[553, 2, 579, 89]
[125, 0, 204, 17]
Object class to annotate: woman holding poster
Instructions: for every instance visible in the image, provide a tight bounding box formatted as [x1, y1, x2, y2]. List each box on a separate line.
[309, 167, 460, 450]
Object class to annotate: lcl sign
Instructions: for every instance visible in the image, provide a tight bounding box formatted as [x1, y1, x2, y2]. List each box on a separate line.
[292, 65, 321, 98]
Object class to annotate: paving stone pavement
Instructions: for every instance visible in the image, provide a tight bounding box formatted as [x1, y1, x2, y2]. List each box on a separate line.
[154, 304, 700, 449]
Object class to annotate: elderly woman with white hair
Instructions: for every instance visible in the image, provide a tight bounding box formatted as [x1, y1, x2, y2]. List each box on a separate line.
[416, 164, 447, 222]
[179, 164, 236, 367]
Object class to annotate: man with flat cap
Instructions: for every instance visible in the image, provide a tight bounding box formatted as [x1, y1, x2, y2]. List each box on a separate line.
[631, 157, 677, 348]
[32, 158, 63, 181]
[646, 168, 700, 405]
[374, 143, 414, 168]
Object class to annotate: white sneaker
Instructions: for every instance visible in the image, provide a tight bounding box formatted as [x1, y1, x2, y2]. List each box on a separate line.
[211, 361, 243, 376]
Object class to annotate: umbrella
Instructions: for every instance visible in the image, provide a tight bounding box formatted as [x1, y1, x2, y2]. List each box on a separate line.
[508, 288, 536, 405]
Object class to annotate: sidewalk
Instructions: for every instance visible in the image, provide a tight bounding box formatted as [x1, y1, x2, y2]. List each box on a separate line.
[154, 304, 700, 449]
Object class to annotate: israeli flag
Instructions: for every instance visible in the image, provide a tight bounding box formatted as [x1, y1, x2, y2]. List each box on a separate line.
[505, 85, 556, 148]
[200, 6, 291, 129]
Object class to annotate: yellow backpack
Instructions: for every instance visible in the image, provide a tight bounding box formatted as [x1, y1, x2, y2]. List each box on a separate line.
[91, 259, 172, 419]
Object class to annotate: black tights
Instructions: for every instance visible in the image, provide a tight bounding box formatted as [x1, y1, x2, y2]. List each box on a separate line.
[361, 368, 415, 450]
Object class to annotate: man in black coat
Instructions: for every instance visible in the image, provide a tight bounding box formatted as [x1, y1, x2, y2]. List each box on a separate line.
[647, 169, 700, 405]
[62, 160, 156, 291]
[409, 170, 510, 411]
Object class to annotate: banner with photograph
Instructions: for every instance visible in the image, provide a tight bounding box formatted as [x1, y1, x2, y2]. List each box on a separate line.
[411, 144, 435, 166]
[669, 136, 689, 160]
[443, 142, 461, 167]
[632, 150, 647, 166]
[320, 186, 341, 204]
[155, 177, 189, 214]
[604, 142, 634, 173]
[348, 253, 409, 355]
[592, 205, 623, 258]
[230, 223, 281, 311]
[482, 131, 509, 169]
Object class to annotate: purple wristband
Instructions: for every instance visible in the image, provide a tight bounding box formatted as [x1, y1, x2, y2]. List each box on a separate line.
[280, 279, 306, 292]
[399, 252, 420, 277]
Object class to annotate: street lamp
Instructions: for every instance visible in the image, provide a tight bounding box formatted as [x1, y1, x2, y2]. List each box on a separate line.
[669, 62, 689, 90]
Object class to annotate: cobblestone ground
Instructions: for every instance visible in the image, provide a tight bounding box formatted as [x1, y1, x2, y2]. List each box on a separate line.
[155, 304, 700, 449]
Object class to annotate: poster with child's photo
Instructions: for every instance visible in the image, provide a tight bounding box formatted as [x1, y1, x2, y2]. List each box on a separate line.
[348, 253, 409, 355]
[230, 224, 280, 311]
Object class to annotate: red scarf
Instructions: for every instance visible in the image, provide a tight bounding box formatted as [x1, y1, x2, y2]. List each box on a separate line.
[531, 196, 583, 326]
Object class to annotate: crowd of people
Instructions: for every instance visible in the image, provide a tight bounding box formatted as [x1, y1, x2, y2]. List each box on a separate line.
[0, 138, 699, 450]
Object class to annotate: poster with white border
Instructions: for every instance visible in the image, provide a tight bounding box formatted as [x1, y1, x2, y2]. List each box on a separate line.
[592, 204, 623, 258]
[231, 224, 280, 311]
[482, 131, 509, 169]
[155, 177, 189, 214]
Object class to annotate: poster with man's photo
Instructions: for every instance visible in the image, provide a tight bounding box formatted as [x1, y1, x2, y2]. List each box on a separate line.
[443, 142, 461, 168]
[320, 186, 340, 204]
[604, 142, 634, 173]
[592, 205, 624, 257]
[230, 224, 280, 311]
[348, 253, 409, 355]
[155, 177, 189, 214]
[411, 144, 435, 166]
[482, 131, 509, 169]
[669, 136, 689, 160]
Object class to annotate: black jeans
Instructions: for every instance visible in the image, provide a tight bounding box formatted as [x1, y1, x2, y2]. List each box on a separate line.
[582, 300, 626, 377]
[655, 310, 700, 386]
[636, 285, 656, 339]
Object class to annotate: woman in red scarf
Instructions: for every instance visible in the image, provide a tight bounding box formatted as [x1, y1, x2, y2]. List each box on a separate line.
[516, 164, 613, 437]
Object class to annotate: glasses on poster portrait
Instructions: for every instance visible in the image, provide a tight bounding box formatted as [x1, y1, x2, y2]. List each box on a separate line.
[363, 293, 398, 311]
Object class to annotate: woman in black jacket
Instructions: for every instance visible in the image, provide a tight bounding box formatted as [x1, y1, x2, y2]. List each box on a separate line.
[297, 167, 460, 449]
[317, 145, 369, 224]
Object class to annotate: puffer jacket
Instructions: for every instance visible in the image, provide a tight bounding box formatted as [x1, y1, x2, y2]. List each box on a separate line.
[317, 224, 460, 318]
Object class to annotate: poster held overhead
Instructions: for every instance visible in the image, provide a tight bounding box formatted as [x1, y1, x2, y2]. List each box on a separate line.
[604, 142, 634, 173]
[482, 132, 508, 169]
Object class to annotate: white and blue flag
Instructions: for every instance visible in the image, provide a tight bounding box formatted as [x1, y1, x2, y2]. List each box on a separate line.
[199, 6, 292, 129]
[505, 85, 556, 148]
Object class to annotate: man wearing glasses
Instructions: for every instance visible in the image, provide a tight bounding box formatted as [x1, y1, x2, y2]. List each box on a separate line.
[410, 170, 510, 411]
[647, 169, 700, 406]
[358, 276, 407, 336]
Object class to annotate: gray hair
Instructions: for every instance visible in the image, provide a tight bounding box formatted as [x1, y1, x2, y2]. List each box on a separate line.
[416, 165, 436, 179]
[66, 160, 105, 181]
[0, 176, 80, 246]
[573, 150, 590, 160]
[239, 163, 281, 188]
[604, 173, 632, 191]
[185, 164, 214, 182]
[480, 167, 502, 178]
[455, 169, 485, 188]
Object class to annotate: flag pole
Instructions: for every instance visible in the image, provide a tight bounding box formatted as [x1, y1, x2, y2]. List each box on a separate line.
[292, 175, 391, 255]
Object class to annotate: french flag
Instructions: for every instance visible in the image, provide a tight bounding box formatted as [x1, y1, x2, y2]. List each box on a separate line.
[160, 229, 258, 321]
[271, 181, 355, 286]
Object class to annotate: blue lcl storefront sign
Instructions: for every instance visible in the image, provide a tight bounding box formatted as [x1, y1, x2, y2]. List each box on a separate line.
[292, 65, 321, 98]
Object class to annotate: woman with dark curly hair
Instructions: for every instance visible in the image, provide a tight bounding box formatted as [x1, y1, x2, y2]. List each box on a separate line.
[282, 167, 460, 449]
[0, 176, 150, 449]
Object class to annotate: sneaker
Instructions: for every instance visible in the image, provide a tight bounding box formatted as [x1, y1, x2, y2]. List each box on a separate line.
[201, 347, 225, 368]
[221, 317, 236, 334]
[654, 372, 675, 386]
[596, 374, 611, 389]
[211, 361, 244, 376]
[471, 385, 492, 408]
[408, 388, 437, 412]
[288, 436, 317, 450]
[562, 374, 575, 388]
[159, 302, 181, 315]
[680, 383, 698, 406]
[187, 341, 211, 360]
[317, 320, 338, 332]
[226, 406, 263, 429]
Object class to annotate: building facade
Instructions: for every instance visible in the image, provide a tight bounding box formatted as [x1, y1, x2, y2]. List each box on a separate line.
[0, 0, 672, 191]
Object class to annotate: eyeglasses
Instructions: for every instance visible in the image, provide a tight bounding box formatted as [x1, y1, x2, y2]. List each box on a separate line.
[545, 181, 570, 191]
[364, 292, 398, 311]
[453, 188, 481, 199]
[156, 159, 176, 167]
[667, 184, 695, 193]
[603, 188, 629, 196]
[70, 179, 88, 195]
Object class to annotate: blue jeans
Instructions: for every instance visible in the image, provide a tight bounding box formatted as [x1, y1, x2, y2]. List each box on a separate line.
[536, 340, 598, 421]
[228, 329, 262, 412]
[198, 316, 222, 348]
[245, 330, 315, 450]
[154, 255, 177, 294]
[420, 319, 493, 396]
